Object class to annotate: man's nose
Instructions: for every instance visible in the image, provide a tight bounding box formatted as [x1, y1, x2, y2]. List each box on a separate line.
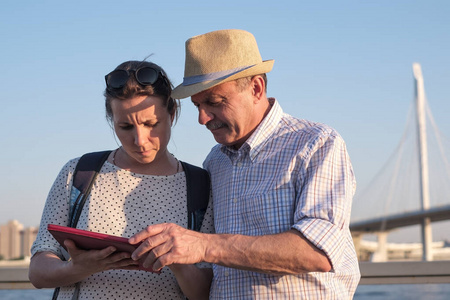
[198, 107, 213, 125]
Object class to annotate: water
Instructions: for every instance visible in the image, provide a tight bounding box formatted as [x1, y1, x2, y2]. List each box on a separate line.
[354, 284, 450, 300]
[0, 289, 53, 300]
[1, 284, 450, 299]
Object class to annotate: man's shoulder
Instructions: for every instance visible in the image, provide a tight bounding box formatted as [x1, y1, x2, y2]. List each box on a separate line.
[203, 144, 223, 170]
[280, 113, 337, 139]
[272, 115, 347, 161]
[206, 144, 222, 156]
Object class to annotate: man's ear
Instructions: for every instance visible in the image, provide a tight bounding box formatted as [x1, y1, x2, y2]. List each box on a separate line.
[251, 75, 265, 102]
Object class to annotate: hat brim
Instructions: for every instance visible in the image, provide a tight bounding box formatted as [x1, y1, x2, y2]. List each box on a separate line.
[171, 60, 274, 99]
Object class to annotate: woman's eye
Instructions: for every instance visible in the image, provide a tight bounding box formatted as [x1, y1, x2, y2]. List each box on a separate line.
[120, 125, 133, 130]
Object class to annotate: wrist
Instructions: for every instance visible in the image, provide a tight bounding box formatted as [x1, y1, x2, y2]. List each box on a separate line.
[202, 233, 222, 264]
[64, 259, 90, 282]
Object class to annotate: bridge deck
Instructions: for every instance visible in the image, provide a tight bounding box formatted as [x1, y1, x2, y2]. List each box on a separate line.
[350, 204, 450, 233]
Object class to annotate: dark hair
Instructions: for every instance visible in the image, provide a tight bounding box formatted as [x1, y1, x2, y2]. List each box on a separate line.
[104, 60, 180, 125]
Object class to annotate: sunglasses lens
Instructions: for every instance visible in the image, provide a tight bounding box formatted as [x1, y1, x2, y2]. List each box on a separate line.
[136, 67, 159, 85]
[107, 70, 129, 88]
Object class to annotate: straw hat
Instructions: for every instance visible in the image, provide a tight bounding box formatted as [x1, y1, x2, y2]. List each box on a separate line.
[171, 29, 274, 99]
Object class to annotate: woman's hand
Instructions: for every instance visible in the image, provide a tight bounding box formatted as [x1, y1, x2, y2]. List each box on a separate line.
[29, 242, 139, 289]
[64, 239, 139, 275]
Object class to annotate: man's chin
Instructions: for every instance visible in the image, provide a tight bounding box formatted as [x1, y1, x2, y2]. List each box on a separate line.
[213, 135, 237, 147]
[212, 134, 230, 146]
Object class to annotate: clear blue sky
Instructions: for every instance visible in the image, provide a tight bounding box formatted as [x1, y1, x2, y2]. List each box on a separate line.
[1, 1, 449, 242]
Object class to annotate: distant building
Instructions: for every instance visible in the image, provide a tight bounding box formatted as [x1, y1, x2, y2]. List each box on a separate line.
[22, 226, 38, 258]
[0, 220, 37, 260]
[0, 220, 23, 260]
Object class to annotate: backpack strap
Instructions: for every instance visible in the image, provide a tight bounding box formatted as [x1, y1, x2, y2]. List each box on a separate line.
[180, 161, 211, 232]
[69, 150, 112, 227]
[53, 151, 111, 300]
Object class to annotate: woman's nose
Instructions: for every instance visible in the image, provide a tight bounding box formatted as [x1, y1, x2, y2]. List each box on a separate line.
[134, 127, 147, 146]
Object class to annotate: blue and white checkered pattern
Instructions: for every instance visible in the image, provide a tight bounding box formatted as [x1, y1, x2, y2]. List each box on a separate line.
[204, 99, 360, 299]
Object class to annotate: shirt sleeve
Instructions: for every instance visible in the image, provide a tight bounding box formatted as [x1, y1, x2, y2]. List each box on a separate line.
[292, 130, 356, 270]
[30, 158, 78, 258]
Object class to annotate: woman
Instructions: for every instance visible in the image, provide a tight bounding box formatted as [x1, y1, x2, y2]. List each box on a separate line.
[29, 60, 214, 299]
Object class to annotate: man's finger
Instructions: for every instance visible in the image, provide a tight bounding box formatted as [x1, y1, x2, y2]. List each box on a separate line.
[131, 232, 167, 261]
[129, 224, 166, 244]
[140, 242, 173, 269]
[152, 252, 174, 271]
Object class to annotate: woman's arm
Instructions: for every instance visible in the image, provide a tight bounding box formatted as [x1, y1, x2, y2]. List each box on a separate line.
[169, 265, 212, 300]
[29, 240, 138, 289]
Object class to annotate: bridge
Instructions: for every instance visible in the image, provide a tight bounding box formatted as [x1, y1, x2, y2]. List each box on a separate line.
[351, 204, 450, 232]
[350, 63, 450, 262]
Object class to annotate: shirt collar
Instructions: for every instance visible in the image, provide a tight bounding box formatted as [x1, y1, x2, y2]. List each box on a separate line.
[221, 98, 282, 160]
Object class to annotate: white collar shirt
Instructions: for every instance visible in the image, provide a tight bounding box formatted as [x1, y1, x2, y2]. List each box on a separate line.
[204, 98, 360, 299]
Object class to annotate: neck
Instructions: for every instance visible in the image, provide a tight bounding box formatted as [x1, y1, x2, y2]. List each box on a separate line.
[113, 147, 179, 175]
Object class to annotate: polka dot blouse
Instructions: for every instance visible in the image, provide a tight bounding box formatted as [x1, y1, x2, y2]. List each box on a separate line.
[31, 157, 214, 300]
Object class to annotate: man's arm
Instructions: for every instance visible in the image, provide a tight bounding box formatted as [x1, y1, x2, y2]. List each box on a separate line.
[130, 225, 331, 275]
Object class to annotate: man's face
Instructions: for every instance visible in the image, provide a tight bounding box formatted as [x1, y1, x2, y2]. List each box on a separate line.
[191, 80, 258, 148]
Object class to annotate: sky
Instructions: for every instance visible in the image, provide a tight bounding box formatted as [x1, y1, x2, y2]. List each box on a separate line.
[1, 1, 449, 242]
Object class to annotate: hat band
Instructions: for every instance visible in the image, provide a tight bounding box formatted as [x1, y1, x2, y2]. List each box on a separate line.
[182, 65, 255, 86]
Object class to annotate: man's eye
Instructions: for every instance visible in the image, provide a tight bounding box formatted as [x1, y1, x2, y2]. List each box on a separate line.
[208, 101, 222, 107]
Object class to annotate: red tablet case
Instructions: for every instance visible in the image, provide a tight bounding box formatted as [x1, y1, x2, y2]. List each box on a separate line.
[47, 224, 157, 272]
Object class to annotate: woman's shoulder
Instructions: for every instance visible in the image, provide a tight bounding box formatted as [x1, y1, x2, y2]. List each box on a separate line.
[60, 156, 81, 173]
[61, 150, 113, 175]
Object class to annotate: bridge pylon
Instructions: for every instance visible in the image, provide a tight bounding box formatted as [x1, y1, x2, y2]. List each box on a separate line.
[413, 63, 433, 261]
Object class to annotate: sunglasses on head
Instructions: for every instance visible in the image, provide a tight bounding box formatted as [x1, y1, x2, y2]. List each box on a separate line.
[105, 66, 164, 89]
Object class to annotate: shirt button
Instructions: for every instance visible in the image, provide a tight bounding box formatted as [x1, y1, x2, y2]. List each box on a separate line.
[237, 162, 242, 167]
[233, 198, 237, 203]
[225, 271, 230, 276]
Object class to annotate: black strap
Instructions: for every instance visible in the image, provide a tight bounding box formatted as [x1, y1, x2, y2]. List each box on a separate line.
[180, 161, 210, 231]
[69, 151, 112, 227]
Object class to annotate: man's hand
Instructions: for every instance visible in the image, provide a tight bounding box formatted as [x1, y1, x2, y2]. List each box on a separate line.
[129, 223, 207, 271]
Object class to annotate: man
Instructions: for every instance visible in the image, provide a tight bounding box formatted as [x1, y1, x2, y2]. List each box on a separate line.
[131, 29, 361, 299]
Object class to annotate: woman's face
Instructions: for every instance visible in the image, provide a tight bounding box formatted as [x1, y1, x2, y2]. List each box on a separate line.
[111, 95, 173, 165]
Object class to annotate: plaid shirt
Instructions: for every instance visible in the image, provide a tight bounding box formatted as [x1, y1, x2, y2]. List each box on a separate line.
[204, 99, 360, 299]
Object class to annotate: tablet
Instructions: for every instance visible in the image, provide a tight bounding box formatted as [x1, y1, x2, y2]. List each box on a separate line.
[47, 224, 156, 272]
